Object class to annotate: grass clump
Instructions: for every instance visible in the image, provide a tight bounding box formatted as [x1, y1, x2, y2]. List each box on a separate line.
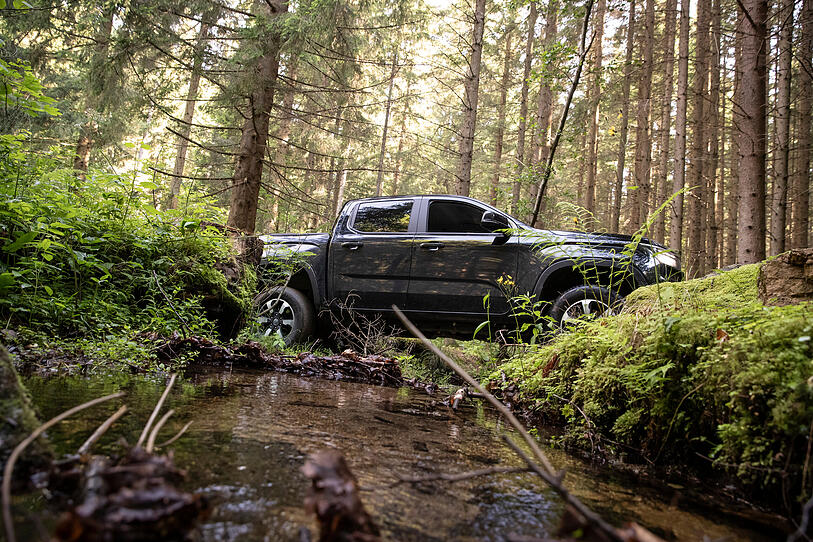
[496, 263, 813, 508]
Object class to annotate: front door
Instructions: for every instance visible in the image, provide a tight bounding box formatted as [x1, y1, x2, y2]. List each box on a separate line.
[407, 198, 518, 316]
[329, 198, 416, 311]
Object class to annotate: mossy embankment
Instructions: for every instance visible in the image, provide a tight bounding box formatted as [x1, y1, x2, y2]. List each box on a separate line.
[495, 262, 813, 509]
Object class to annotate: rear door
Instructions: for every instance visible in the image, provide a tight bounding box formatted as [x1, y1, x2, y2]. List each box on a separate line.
[407, 198, 518, 315]
[328, 198, 416, 311]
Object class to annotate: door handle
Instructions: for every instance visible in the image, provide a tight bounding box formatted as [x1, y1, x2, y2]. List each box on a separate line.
[341, 241, 362, 251]
[420, 242, 444, 251]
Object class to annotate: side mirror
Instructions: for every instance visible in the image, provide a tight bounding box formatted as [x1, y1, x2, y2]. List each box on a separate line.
[481, 211, 511, 236]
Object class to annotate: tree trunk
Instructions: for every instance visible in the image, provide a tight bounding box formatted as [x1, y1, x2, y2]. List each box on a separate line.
[793, 0, 812, 249]
[454, 0, 486, 197]
[376, 52, 398, 197]
[512, 1, 538, 213]
[654, 0, 677, 243]
[73, 6, 115, 181]
[227, 0, 288, 235]
[705, 0, 721, 270]
[268, 59, 297, 231]
[726, 28, 743, 264]
[491, 25, 513, 206]
[391, 80, 411, 196]
[736, 0, 768, 263]
[529, 0, 558, 226]
[612, 0, 636, 232]
[584, 0, 605, 216]
[631, 0, 654, 232]
[669, 0, 690, 252]
[770, 0, 793, 255]
[167, 21, 210, 210]
[687, 0, 709, 276]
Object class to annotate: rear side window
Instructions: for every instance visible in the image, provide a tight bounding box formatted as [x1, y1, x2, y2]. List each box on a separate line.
[352, 200, 413, 233]
[427, 201, 490, 233]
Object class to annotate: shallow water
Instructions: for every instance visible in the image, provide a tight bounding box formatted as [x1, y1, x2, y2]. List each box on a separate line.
[19, 368, 783, 541]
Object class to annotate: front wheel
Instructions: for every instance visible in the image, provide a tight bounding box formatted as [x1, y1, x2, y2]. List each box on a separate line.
[254, 286, 315, 346]
[548, 286, 621, 329]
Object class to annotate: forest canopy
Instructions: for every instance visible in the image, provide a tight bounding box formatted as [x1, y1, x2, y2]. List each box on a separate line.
[1, 0, 811, 276]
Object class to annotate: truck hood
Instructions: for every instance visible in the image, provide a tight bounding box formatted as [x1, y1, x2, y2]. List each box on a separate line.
[260, 233, 330, 259]
[519, 228, 667, 251]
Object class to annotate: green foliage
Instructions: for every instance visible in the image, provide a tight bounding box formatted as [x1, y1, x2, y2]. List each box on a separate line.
[0, 135, 252, 352]
[495, 264, 813, 502]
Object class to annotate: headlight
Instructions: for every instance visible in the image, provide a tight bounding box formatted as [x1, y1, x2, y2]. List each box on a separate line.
[653, 250, 679, 269]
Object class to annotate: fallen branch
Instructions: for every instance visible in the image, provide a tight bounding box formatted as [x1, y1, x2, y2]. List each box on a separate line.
[2, 392, 125, 542]
[146, 408, 175, 454]
[77, 405, 129, 455]
[393, 306, 556, 476]
[502, 435, 624, 541]
[394, 305, 630, 542]
[157, 421, 193, 449]
[136, 374, 177, 449]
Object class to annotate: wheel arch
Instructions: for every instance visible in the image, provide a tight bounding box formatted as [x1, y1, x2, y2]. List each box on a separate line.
[533, 259, 640, 307]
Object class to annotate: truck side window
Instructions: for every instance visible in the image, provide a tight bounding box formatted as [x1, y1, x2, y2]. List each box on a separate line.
[427, 201, 490, 233]
[353, 201, 413, 233]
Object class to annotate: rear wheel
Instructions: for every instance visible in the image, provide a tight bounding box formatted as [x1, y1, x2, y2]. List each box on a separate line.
[549, 286, 621, 329]
[254, 286, 315, 345]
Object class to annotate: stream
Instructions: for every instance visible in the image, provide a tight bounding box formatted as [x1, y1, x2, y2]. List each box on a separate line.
[17, 367, 784, 541]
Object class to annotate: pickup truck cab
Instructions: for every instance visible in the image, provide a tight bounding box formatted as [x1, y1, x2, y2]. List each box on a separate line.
[257, 195, 682, 344]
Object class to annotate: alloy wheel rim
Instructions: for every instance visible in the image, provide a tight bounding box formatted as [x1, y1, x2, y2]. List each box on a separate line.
[256, 297, 295, 339]
[560, 298, 613, 327]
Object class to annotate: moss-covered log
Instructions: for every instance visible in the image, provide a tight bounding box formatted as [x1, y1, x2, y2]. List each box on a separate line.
[495, 262, 813, 509]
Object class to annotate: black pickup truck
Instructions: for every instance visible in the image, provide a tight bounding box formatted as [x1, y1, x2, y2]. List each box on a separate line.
[256, 194, 682, 344]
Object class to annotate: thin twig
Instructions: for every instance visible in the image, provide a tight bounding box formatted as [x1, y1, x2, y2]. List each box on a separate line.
[151, 271, 190, 339]
[2, 392, 125, 542]
[146, 409, 175, 454]
[503, 435, 625, 542]
[77, 405, 128, 455]
[394, 306, 625, 542]
[136, 374, 177, 449]
[393, 306, 556, 476]
[156, 421, 193, 449]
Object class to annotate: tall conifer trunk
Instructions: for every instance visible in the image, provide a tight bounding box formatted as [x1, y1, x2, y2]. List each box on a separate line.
[491, 26, 513, 205]
[585, 0, 605, 216]
[793, 0, 812, 248]
[227, 0, 288, 234]
[687, 0, 710, 276]
[529, 0, 558, 226]
[771, 0, 793, 255]
[454, 0, 486, 196]
[512, 1, 538, 213]
[376, 52, 398, 197]
[705, 0, 722, 270]
[736, 0, 768, 263]
[167, 21, 210, 210]
[654, 0, 677, 244]
[612, 0, 636, 232]
[669, 0, 690, 252]
[631, 0, 654, 232]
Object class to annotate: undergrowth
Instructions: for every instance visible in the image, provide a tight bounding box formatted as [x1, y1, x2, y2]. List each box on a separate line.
[495, 264, 813, 509]
[1, 138, 256, 371]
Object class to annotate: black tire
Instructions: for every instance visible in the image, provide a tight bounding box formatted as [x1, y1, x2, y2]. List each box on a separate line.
[548, 285, 621, 329]
[254, 286, 315, 346]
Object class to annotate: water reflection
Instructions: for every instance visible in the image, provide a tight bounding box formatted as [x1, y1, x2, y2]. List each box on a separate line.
[22, 369, 781, 542]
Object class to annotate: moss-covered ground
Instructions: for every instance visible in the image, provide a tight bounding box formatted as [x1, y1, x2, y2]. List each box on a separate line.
[494, 264, 813, 509]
